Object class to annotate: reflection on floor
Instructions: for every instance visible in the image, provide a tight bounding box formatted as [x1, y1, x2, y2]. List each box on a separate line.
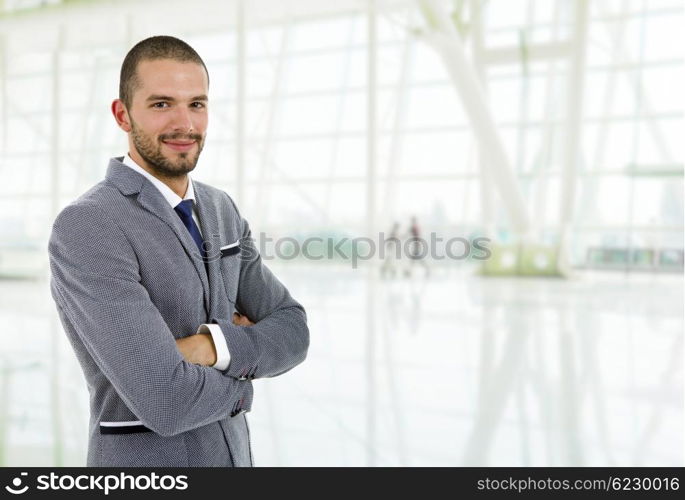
[0, 263, 682, 466]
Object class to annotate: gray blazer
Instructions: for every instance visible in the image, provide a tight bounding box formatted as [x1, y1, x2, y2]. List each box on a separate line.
[48, 157, 309, 467]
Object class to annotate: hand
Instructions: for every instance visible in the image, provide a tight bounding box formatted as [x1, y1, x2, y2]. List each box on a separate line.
[176, 314, 254, 366]
[233, 312, 255, 327]
[175, 333, 217, 366]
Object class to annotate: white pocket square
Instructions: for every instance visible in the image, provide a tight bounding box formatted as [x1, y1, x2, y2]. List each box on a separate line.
[220, 240, 241, 256]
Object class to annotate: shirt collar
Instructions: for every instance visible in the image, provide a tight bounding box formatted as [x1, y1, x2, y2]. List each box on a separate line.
[121, 153, 196, 208]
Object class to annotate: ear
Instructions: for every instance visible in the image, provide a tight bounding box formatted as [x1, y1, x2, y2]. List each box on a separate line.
[111, 99, 132, 132]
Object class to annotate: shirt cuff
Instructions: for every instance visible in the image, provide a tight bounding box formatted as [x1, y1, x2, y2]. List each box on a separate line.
[197, 323, 231, 371]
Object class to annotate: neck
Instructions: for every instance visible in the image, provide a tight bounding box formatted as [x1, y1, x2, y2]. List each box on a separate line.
[128, 150, 188, 198]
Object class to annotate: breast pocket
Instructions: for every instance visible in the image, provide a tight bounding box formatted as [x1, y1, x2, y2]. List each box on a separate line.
[220, 240, 241, 257]
[220, 239, 241, 304]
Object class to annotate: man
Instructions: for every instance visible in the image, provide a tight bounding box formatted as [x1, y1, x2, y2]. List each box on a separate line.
[48, 36, 309, 467]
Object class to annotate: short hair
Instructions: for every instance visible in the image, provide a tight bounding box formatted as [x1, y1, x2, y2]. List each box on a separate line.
[119, 35, 209, 109]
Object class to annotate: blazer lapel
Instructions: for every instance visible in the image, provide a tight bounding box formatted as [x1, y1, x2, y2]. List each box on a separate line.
[105, 158, 211, 315]
[193, 183, 224, 320]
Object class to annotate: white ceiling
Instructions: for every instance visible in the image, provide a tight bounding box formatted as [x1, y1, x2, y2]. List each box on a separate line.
[0, 0, 412, 54]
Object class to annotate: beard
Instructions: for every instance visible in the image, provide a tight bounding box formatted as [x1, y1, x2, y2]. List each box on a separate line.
[130, 118, 204, 178]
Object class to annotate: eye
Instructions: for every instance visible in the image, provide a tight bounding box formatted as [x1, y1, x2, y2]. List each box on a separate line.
[191, 102, 206, 109]
[151, 102, 169, 108]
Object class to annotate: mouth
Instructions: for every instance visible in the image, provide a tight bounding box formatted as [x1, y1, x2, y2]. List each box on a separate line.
[162, 140, 196, 152]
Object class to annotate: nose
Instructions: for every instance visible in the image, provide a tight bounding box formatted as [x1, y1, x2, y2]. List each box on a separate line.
[171, 106, 194, 133]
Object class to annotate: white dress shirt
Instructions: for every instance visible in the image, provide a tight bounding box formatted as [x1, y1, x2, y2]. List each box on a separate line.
[121, 153, 231, 371]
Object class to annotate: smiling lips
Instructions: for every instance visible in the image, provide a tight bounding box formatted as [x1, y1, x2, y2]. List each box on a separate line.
[162, 140, 196, 152]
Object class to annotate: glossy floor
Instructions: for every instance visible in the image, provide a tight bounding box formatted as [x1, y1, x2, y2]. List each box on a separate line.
[0, 263, 682, 466]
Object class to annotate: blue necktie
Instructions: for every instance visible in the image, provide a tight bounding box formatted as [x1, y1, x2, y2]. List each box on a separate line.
[174, 199, 206, 261]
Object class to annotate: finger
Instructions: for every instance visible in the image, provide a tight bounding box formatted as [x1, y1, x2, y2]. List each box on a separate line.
[232, 313, 251, 326]
[233, 313, 254, 327]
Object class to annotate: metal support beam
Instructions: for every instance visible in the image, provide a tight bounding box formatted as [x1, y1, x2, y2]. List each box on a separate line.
[530, 0, 562, 239]
[235, 0, 246, 207]
[470, 0, 495, 239]
[365, 0, 377, 467]
[254, 17, 290, 229]
[482, 41, 572, 65]
[50, 25, 64, 468]
[418, 0, 531, 236]
[558, 0, 589, 273]
[381, 18, 414, 228]
[0, 33, 6, 155]
[324, 16, 357, 223]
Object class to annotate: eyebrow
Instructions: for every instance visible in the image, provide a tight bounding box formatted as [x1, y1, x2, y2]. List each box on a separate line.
[146, 94, 208, 102]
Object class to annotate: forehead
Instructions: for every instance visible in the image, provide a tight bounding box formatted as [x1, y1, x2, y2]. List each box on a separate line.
[133, 58, 208, 98]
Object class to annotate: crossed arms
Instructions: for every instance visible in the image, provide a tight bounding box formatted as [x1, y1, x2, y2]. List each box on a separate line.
[49, 201, 309, 436]
[176, 312, 254, 366]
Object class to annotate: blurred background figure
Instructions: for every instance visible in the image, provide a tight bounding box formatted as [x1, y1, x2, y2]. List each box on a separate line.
[405, 215, 430, 278]
[381, 221, 401, 278]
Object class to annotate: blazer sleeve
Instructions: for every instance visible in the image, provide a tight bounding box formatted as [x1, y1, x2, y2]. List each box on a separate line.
[211, 195, 310, 381]
[48, 202, 250, 437]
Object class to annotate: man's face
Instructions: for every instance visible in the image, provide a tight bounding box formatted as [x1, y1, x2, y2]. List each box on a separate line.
[124, 58, 209, 178]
